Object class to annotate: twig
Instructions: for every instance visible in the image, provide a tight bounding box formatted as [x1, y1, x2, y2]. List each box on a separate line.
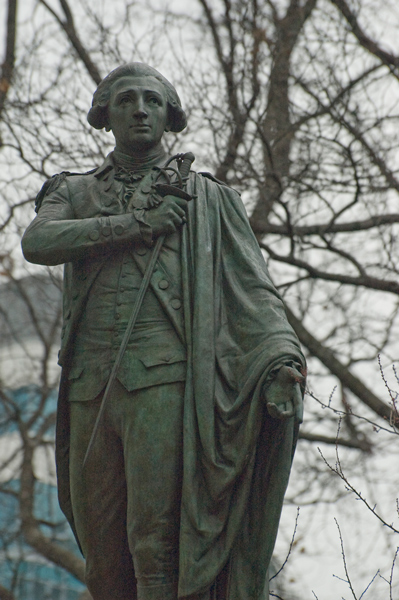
[318, 448, 399, 534]
[308, 390, 397, 436]
[269, 507, 300, 582]
[389, 547, 398, 600]
[333, 518, 358, 600]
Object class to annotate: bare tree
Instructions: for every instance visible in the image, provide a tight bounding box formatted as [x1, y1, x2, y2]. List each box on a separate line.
[0, 0, 398, 597]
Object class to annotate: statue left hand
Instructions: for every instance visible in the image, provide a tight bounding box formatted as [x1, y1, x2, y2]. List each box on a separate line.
[264, 365, 305, 423]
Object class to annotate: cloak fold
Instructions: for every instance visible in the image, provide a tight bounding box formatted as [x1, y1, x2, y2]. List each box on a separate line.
[178, 174, 304, 598]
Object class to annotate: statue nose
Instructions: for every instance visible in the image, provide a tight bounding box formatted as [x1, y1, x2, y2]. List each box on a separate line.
[133, 99, 148, 118]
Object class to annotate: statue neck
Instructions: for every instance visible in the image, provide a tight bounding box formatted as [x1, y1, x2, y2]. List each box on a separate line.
[113, 145, 168, 172]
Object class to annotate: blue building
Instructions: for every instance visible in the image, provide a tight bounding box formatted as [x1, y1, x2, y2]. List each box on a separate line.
[0, 387, 86, 600]
[0, 276, 87, 599]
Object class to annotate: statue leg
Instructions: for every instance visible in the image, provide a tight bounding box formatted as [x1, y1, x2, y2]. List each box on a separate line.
[69, 393, 137, 600]
[119, 381, 185, 600]
[69, 379, 185, 600]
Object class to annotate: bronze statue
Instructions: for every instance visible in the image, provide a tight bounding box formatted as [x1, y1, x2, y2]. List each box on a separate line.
[22, 63, 306, 600]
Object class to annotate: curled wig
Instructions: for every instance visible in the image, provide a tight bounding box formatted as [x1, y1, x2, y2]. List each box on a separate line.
[87, 63, 187, 133]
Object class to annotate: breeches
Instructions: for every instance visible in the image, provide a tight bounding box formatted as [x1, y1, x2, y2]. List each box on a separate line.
[69, 379, 186, 600]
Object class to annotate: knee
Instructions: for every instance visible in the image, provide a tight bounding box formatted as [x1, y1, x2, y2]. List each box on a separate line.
[131, 529, 179, 579]
[85, 554, 136, 600]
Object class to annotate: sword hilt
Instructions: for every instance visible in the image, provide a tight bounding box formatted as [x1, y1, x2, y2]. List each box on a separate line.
[178, 152, 195, 182]
[152, 152, 195, 204]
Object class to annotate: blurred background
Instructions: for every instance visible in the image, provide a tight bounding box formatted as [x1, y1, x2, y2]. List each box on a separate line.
[0, 1, 398, 598]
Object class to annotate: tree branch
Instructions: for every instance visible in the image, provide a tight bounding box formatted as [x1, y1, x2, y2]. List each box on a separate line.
[286, 306, 397, 425]
[197, 0, 250, 182]
[19, 435, 85, 582]
[38, 0, 102, 85]
[261, 241, 399, 295]
[251, 0, 317, 225]
[299, 430, 372, 451]
[330, 0, 399, 77]
[0, 197, 35, 233]
[252, 213, 399, 236]
[0, 585, 15, 600]
[296, 77, 399, 194]
[0, 0, 18, 127]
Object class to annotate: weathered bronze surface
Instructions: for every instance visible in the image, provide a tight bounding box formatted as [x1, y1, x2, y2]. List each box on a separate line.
[22, 63, 306, 600]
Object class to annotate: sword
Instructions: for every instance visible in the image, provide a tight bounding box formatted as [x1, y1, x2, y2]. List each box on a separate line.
[83, 152, 195, 467]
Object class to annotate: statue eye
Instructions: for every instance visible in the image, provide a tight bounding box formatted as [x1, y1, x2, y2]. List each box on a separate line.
[120, 97, 130, 104]
[149, 96, 160, 105]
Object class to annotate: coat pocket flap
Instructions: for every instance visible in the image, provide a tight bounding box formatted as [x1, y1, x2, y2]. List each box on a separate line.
[68, 366, 84, 380]
[139, 349, 186, 368]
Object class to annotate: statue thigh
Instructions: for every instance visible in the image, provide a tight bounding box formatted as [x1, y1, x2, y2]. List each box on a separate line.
[68, 379, 185, 600]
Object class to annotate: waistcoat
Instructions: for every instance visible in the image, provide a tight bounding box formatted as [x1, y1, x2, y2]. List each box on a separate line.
[67, 174, 186, 402]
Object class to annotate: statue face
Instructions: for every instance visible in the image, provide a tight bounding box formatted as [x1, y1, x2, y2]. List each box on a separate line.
[107, 75, 169, 154]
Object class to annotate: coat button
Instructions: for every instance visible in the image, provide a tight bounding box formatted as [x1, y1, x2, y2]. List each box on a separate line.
[158, 279, 169, 289]
[171, 299, 181, 310]
[115, 224, 124, 236]
[89, 230, 100, 241]
[136, 246, 147, 256]
[124, 191, 133, 202]
[102, 226, 112, 236]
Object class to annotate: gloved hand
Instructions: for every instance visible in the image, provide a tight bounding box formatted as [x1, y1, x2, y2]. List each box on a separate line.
[263, 364, 305, 423]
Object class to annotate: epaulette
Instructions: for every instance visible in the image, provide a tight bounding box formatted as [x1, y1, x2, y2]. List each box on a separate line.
[198, 171, 240, 195]
[198, 172, 228, 187]
[34, 168, 98, 213]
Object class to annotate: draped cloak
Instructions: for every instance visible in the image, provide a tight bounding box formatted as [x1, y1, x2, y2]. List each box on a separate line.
[51, 170, 305, 600]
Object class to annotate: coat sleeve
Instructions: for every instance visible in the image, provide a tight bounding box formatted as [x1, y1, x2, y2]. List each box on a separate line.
[22, 177, 144, 266]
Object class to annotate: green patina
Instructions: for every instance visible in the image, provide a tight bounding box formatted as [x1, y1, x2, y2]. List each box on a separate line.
[22, 63, 305, 600]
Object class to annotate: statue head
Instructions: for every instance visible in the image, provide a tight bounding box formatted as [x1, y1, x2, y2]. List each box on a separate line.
[87, 63, 187, 134]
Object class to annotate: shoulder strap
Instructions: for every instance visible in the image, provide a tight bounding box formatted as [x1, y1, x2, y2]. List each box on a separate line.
[198, 171, 228, 187]
[198, 171, 241, 195]
[35, 168, 97, 213]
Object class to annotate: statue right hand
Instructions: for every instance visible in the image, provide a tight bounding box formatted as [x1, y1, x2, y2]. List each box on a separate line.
[264, 364, 305, 423]
[145, 195, 188, 238]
